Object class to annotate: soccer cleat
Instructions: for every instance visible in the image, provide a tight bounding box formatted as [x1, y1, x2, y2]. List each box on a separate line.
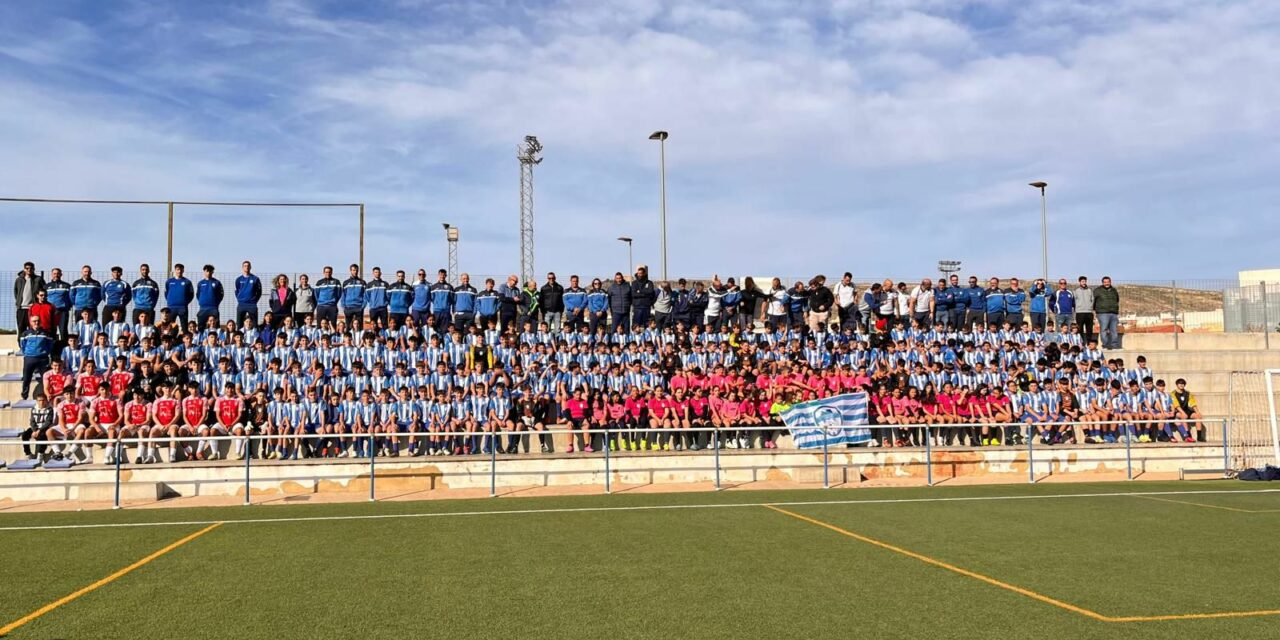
[584, 446, 594, 453]
[566, 445, 575, 453]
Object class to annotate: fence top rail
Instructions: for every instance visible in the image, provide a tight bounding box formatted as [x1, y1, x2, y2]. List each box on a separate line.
[0, 198, 363, 207]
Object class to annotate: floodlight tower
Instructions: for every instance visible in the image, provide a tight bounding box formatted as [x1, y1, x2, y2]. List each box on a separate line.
[443, 223, 459, 285]
[517, 136, 543, 284]
[938, 260, 962, 278]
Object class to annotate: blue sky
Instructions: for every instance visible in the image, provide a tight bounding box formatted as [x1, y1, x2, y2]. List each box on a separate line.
[1, 0, 1277, 281]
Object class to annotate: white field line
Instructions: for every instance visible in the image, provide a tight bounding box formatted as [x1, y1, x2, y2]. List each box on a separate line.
[0, 488, 1277, 533]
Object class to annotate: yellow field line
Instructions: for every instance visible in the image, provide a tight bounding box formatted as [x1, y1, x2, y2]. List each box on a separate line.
[0, 522, 222, 636]
[1134, 495, 1280, 514]
[763, 505, 1280, 623]
[762, 504, 1112, 622]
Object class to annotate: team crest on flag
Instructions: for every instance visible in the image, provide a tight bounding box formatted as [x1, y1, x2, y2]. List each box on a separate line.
[781, 392, 872, 449]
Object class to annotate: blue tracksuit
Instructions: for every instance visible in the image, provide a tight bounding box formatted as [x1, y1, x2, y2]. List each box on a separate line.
[429, 283, 453, 313]
[131, 277, 159, 311]
[364, 279, 388, 310]
[341, 277, 366, 310]
[1029, 287, 1047, 314]
[1005, 289, 1027, 314]
[165, 277, 194, 310]
[387, 282, 414, 315]
[102, 279, 131, 306]
[453, 285, 477, 314]
[196, 278, 224, 310]
[70, 278, 102, 311]
[314, 277, 342, 307]
[476, 290, 500, 317]
[586, 289, 608, 314]
[563, 287, 587, 313]
[1050, 290, 1076, 316]
[983, 288, 1006, 314]
[965, 286, 985, 311]
[45, 280, 71, 311]
[411, 282, 432, 313]
[235, 274, 262, 305]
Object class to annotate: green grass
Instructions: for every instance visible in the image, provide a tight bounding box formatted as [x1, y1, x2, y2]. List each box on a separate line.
[2, 481, 1278, 639]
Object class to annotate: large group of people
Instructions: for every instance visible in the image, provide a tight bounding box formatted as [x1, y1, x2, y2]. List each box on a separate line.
[11, 260, 1201, 466]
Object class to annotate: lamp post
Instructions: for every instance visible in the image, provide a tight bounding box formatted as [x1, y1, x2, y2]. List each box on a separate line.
[1029, 181, 1048, 284]
[617, 236, 633, 275]
[648, 131, 669, 281]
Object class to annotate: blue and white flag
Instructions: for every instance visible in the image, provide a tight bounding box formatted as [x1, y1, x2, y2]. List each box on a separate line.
[781, 392, 872, 449]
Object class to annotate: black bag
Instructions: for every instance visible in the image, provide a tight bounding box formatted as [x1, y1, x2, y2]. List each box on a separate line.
[1238, 466, 1280, 481]
[1239, 468, 1263, 481]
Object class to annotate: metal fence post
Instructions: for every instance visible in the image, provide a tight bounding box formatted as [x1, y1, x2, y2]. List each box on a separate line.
[113, 438, 122, 510]
[604, 425, 611, 494]
[244, 435, 252, 506]
[1124, 427, 1133, 480]
[1027, 426, 1035, 483]
[713, 429, 722, 491]
[1171, 280, 1179, 350]
[1262, 281, 1270, 348]
[822, 430, 830, 489]
[490, 431, 497, 498]
[925, 425, 933, 486]
[369, 434, 376, 502]
[1221, 419, 1230, 476]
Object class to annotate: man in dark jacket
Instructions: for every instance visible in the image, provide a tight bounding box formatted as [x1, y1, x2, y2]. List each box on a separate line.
[806, 275, 835, 334]
[14, 261, 46, 332]
[538, 272, 566, 332]
[607, 273, 632, 332]
[1093, 276, 1121, 349]
[630, 265, 657, 327]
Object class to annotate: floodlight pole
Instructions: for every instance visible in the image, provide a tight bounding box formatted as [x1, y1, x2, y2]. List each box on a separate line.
[649, 131, 669, 281]
[166, 201, 174, 275]
[1030, 182, 1048, 284]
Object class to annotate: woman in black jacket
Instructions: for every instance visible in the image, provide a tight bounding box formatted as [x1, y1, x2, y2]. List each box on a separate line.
[268, 274, 296, 328]
[738, 277, 763, 330]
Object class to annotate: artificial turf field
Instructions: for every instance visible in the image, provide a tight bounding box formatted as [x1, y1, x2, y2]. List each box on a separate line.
[1, 481, 1278, 639]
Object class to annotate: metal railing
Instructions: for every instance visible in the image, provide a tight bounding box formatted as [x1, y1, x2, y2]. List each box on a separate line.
[1, 419, 1231, 509]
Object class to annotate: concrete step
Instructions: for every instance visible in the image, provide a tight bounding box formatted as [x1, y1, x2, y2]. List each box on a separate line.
[0, 357, 23, 375]
[1121, 333, 1280, 352]
[0, 335, 15, 351]
[1111, 350, 1280, 373]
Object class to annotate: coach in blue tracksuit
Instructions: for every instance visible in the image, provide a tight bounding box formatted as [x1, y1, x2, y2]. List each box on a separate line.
[1028, 279, 1048, 332]
[341, 264, 366, 327]
[314, 265, 342, 327]
[562, 275, 587, 332]
[164, 264, 195, 325]
[44, 268, 72, 340]
[1004, 278, 1027, 328]
[1049, 280, 1076, 330]
[101, 266, 131, 325]
[196, 264, 225, 328]
[364, 267, 389, 328]
[410, 270, 433, 327]
[234, 261, 262, 326]
[429, 270, 454, 331]
[476, 279, 501, 328]
[131, 263, 159, 325]
[452, 274, 477, 330]
[934, 277, 955, 329]
[387, 270, 414, 326]
[19, 317, 53, 400]
[586, 279, 609, 334]
[983, 278, 1006, 328]
[963, 277, 985, 331]
[70, 265, 102, 324]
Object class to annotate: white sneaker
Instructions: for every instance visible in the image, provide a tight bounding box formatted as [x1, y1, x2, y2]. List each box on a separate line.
[104, 449, 115, 465]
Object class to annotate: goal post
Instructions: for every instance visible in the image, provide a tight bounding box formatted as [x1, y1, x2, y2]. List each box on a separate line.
[1227, 370, 1280, 470]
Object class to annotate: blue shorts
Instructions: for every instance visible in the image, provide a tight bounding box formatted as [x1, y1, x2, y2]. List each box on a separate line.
[303, 423, 320, 434]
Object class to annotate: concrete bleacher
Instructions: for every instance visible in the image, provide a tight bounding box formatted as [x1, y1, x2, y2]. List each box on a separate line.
[0, 331, 1274, 505]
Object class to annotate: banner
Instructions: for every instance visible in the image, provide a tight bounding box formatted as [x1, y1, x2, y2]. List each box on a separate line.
[780, 392, 873, 449]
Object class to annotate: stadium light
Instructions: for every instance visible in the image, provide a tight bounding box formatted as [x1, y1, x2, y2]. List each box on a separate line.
[1029, 182, 1048, 284]
[648, 131, 669, 281]
[617, 236, 634, 275]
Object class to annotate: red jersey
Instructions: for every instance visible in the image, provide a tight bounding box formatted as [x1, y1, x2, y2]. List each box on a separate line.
[182, 396, 207, 426]
[77, 374, 101, 399]
[563, 398, 588, 420]
[216, 397, 242, 427]
[607, 403, 628, 420]
[688, 396, 709, 418]
[646, 398, 670, 418]
[125, 400, 150, 426]
[153, 398, 179, 427]
[668, 375, 688, 391]
[109, 371, 134, 398]
[92, 398, 121, 424]
[58, 399, 84, 425]
[624, 398, 645, 419]
[44, 371, 72, 397]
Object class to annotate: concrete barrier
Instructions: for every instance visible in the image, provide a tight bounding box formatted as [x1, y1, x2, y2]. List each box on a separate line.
[0, 444, 1228, 504]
